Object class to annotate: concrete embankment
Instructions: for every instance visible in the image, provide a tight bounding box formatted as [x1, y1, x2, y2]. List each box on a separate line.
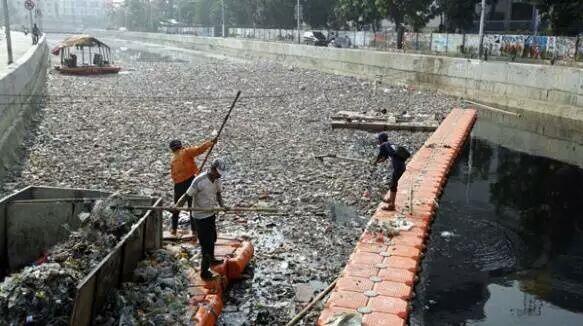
[96, 31, 582, 142]
[0, 36, 49, 181]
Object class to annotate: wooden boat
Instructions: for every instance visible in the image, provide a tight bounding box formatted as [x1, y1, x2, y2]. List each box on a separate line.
[51, 35, 121, 75]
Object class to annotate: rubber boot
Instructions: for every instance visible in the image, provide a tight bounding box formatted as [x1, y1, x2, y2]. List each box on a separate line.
[209, 244, 223, 265]
[382, 191, 397, 211]
[200, 255, 215, 280]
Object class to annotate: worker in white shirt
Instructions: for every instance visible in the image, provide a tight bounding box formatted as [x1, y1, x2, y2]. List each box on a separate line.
[175, 158, 227, 280]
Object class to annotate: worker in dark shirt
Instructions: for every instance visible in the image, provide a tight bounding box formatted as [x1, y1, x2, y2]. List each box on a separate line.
[32, 24, 40, 45]
[374, 132, 408, 210]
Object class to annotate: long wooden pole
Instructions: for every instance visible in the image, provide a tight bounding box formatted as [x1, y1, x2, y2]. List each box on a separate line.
[315, 154, 369, 164]
[463, 99, 521, 117]
[285, 279, 338, 326]
[199, 90, 241, 170]
[121, 206, 280, 213]
[173, 91, 241, 209]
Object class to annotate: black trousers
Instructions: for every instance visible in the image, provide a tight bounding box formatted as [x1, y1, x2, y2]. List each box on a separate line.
[172, 176, 194, 232]
[390, 159, 407, 192]
[195, 215, 218, 272]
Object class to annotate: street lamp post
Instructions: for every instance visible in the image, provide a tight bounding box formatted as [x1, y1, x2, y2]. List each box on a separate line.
[1, 0, 13, 64]
[221, 0, 225, 37]
[296, 0, 300, 44]
[478, 0, 486, 57]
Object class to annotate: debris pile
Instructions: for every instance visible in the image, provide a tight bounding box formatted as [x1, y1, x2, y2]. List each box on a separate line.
[96, 249, 193, 326]
[1, 38, 459, 324]
[0, 196, 139, 325]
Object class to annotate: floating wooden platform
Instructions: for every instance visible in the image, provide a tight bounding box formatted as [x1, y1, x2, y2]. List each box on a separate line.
[331, 111, 439, 132]
[55, 65, 122, 75]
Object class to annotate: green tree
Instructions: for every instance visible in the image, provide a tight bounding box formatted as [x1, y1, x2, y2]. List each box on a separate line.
[375, 0, 436, 48]
[193, 0, 220, 27]
[176, 0, 196, 24]
[531, 0, 583, 36]
[260, 0, 296, 28]
[436, 0, 478, 32]
[226, 0, 262, 27]
[303, 0, 338, 28]
[126, 0, 147, 30]
[335, 0, 382, 30]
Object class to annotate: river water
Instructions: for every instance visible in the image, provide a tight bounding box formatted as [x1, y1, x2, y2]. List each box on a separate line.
[410, 115, 583, 326]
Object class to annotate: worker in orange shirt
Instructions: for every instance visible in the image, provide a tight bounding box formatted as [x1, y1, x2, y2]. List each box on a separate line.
[169, 138, 215, 236]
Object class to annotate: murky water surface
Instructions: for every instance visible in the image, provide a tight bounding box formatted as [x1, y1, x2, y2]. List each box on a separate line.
[410, 119, 583, 326]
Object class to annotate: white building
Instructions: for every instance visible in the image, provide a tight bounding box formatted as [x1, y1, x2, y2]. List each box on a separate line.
[8, 0, 108, 31]
[43, 0, 107, 29]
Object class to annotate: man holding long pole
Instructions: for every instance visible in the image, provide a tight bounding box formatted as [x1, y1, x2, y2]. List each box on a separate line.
[172, 91, 240, 279]
[175, 158, 228, 280]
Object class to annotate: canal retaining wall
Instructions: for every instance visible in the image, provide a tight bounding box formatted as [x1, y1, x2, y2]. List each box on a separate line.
[99, 31, 582, 141]
[0, 36, 49, 181]
[317, 108, 477, 325]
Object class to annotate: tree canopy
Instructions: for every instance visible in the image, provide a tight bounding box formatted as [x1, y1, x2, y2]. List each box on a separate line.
[112, 0, 582, 37]
[532, 0, 583, 36]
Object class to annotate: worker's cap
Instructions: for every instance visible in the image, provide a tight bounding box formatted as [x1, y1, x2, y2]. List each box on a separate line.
[377, 132, 389, 143]
[169, 139, 182, 150]
[211, 158, 227, 176]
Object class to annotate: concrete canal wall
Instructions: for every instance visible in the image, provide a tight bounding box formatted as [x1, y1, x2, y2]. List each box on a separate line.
[101, 31, 582, 141]
[0, 36, 49, 181]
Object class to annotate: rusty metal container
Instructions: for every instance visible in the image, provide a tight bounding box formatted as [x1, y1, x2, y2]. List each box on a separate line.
[0, 186, 163, 325]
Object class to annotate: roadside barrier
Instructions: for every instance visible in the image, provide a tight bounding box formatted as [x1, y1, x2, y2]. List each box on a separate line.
[318, 108, 477, 325]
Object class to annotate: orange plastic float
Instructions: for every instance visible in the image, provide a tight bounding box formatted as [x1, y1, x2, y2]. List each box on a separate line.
[317, 108, 477, 326]
[170, 235, 254, 326]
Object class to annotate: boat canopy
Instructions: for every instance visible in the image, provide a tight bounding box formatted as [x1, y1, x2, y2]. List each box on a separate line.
[51, 35, 111, 56]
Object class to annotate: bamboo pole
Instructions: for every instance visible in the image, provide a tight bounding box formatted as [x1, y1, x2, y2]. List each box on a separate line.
[121, 206, 280, 213]
[9, 196, 148, 204]
[285, 279, 338, 326]
[174, 91, 242, 207]
[463, 99, 521, 117]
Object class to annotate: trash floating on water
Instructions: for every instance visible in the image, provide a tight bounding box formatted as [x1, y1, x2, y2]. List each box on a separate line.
[1, 50, 459, 324]
[440, 231, 455, 238]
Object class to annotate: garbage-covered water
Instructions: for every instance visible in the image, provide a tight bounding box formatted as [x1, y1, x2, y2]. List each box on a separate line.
[410, 118, 583, 326]
[1, 33, 460, 325]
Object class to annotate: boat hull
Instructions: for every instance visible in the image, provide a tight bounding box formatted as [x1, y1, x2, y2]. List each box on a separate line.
[55, 66, 121, 75]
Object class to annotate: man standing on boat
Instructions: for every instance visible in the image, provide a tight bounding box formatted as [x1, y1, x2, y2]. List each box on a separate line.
[373, 132, 410, 210]
[175, 159, 228, 280]
[169, 138, 214, 237]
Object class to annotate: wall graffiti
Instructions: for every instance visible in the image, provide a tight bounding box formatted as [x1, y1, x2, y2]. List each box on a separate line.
[224, 27, 582, 63]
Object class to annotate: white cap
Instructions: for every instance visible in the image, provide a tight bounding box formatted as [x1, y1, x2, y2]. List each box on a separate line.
[211, 158, 226, 176]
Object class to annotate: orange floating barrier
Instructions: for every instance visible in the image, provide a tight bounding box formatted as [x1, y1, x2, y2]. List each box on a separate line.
[227, 240, 254, 280]
[192, 294, 223, 326]
[171, 236, 254, 325]
[318, 108, 477, 324]
[363, 312, 406, 326]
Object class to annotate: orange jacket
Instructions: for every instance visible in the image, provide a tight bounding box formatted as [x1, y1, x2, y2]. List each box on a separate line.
[171, 140, 213, 184]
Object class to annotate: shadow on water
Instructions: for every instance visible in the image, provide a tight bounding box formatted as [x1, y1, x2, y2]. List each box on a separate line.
[410, 119, 583, 326]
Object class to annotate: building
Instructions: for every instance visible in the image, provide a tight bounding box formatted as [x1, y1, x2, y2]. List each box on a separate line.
[43, 0, 108, 29]
[475, 0, 540, 33]
[8, 0, 108, 31]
